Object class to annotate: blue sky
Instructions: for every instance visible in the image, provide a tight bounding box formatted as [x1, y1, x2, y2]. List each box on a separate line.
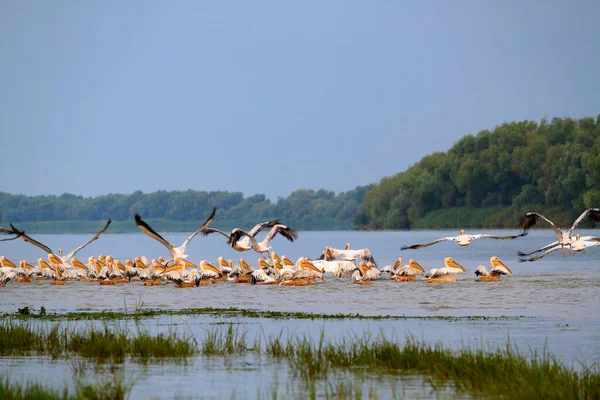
[1, 1, 599, 200]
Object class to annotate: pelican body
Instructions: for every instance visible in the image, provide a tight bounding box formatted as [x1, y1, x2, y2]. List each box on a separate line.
[475, 256, 512, 282]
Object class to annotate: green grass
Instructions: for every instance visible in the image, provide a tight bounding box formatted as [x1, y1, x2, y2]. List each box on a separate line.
[0, 320, 196, 361]
[3, 306, 530, 322]
[201, 323, 253, 356]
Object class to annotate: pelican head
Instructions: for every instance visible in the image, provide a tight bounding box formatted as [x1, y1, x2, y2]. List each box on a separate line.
[281, 255, 294, 266]
[444, 257, 467, 272]
[200, 260, 221, 275]
[240, 258, 251, 272]
[393, 257, 403, 269]
[408, 259, 425, 273]
[0, 256, 16, 268]
[459, 230, 465, 235]
[345, 243, 351, 250]
[576, 234, 581, 240]
[258, 258, 271, 270]
[490, 256, 512, 274]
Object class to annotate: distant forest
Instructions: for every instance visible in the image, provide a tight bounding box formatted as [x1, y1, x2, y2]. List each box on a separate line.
[2, 115, 599, 232]
[354, 115, 600, 229]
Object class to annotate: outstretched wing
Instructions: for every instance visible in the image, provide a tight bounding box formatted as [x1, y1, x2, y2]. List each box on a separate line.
[9, 223, 54, 255]
[400, 236, 457, 250]
[135, 214, 175, 258]
[65, 219, 112, 261]
[180, 208, 217, 249]
[569, 208, 600, 234]
[471, 232, 527, 241]
[518, 245, 562, 262]
[264, 224, 298, 243]
[201, 228, 231, 239]
[516, 241, 559, 257]
[247, 219, 280, 237]
[519, 212, 561, 236]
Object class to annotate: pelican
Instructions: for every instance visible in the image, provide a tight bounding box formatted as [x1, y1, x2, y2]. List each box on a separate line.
[392, 259, 425, 282]
[519, 208, 600, 255]
[352, 266, 371, 285]
[361, 262, 381, 280]
[249, 258, 278, 284]
[296, 258, 357, 278]
[424, 257, 467, 283]
[318, 244, 376, 266]
[227, 224, 298, 257]
[401, 229, 526, 250]
[279, 258, 322, 286]
[475, 256, 512, 282]
[202, 220, 281, 252]
[519, 235, 600, 262]
[160, 258, 198, 287]
[16, 260, 37, 282]
[135, 208, 216, 261]
[9, 220, 111, 272]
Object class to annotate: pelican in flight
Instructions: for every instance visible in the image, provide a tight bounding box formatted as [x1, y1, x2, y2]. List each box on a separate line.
[227, 223, 298, 257]
[9, 220, 111, 273]
[518, 208, 600, 256]
[424, 257, 467, 283]
[518, 234, 600, 262]
[201, 220, 281, 252]
[401, 230, 526, 250]
[318, 243, 376, 266]
[475, 256, 512, 282]
[135, 208, 216, 261]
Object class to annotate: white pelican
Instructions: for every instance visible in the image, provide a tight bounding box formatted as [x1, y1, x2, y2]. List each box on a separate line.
[279, 258, 322, 286]
[318, 244, 376, 266]
[228, 224, 298, 257]
[475, 256, 512, 282]
[16, 260, 36, 282]
[518, 208, 600, 255]
[424, 257, 467, 283]
[401, 229, 525, 250]
[392, 259, 425, 282]
[160, 258, 198, 287]
[518, 235, 600, 262]
[135, 208, 216, 261]
[361, 262, 381, 280]
[296, 258, 357, 278]
[9, 220, 111, 271]
[202, 220, 281, 252]
[352, 266, 371, 285]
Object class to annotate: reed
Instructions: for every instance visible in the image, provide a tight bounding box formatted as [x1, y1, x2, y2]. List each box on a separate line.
[201, 323, 250, 356]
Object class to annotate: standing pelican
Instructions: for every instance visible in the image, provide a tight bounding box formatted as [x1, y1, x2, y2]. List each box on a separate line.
[475, 256, 512, 282]
[518, 208, 600, 255]
[135, 208, 216, 261]
[401, 230, 526, 250]
[424, 257, 467, 283]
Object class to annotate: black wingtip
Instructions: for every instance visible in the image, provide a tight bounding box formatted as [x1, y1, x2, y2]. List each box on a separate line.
[134, 214, 142, 225]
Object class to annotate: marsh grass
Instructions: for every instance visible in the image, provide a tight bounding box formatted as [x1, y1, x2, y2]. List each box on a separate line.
[202, 323, 251, 356]
[0, 320, 196, 361]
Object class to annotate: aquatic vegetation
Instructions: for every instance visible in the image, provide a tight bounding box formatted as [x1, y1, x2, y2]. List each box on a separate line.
[202, 323, 252, 356]
[2, 306, 530, 322]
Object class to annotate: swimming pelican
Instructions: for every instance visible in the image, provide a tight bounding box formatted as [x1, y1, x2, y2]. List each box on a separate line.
[424, 257, 467, 283]
[135, 208, 216, 261]
[518, 208, 600, 255]
[9, 220, 111, 271]
[401, 229, 526, 250]
[352, 265, 371, 285]
[228, 224, 298, 257]
[392, 259, 425, 282]
[296, 258, 357, 278]
[201, 220, 281, 252]
[318, 244, 376, 266]
[475, 256, 512, 282]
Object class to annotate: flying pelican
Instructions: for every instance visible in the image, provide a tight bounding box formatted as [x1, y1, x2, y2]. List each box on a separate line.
[201, 220, 281, 252]
[518, 208, 600, 255]
[135, 208, 216, 261]
[392, 259, 425, 282]
[227, 223, 298, 257]
[318, 244, 376, 266]
[518, 235, 600, 262]
[424, 257, 467, 283]
[401, 230, 526, 250]
[9, 220, 112, 272]
[475, 256, 512, 282]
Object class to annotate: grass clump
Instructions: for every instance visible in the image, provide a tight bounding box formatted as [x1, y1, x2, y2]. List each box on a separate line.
[201, 323, 250, 356]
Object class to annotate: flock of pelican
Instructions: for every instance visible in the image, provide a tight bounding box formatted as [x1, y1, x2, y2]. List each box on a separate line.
[0, 207, 598, 288]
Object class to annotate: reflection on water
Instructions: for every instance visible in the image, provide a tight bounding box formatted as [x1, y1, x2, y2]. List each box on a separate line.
[1, 230, 599, 398]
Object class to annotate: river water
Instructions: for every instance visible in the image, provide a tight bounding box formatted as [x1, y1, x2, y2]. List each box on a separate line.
[0, 229, 598, 398]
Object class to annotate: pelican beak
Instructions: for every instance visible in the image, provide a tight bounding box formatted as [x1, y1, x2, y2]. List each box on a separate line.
[491, 257, 512, 274]
[301, 260, 321, 272]
[184, 260, 198, 269]
[447, 258, 467, 272]
[115, 261, 126, 271]
[161, 263, 184, 274]
[283, 257, 294, 266]
[258, 259, 271, 269]
[2, 258, 16, 268]
[202, 261, 221, 275]
[409, 259, 425, 273]
[393, 259, 402, 269]
[135, 260, 147, 269]
[24, 263, 35, 270]
[72, 260, 88, 270]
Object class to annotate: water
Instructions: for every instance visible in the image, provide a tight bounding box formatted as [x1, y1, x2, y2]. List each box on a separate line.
[1, 229, 599, 398]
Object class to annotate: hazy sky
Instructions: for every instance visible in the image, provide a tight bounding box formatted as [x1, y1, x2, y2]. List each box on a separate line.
[1, 1, 599, 200]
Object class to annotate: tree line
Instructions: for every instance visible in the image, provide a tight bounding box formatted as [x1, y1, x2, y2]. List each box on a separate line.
[0, 187, 369, 232]
[354, 115, 600, 229]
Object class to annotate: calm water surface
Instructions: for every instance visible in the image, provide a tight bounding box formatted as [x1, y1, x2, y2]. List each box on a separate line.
[1, 230, 598, 398]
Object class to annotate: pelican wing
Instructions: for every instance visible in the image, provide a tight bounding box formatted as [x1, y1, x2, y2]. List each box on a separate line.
[64, 219, 111, 261]
[264, 224, 298, 243]
[229, 228, 259, 248]
[569, 208, 600, 234]
[180, 208, 217, 249]
[247, 219, 280, 237]
[474, 266, 488, 277]
[135, 214, 175, 258]
[201, 228, 231, 239]
[398, 266, 425, 276]
[9, 223, 55, 255]
[519, 212, 561, 236]
[518, 245, 562, 262]
[516, 241, 559, 257]
[470, 232, 527, 241]
[400, 236, 458, 250]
